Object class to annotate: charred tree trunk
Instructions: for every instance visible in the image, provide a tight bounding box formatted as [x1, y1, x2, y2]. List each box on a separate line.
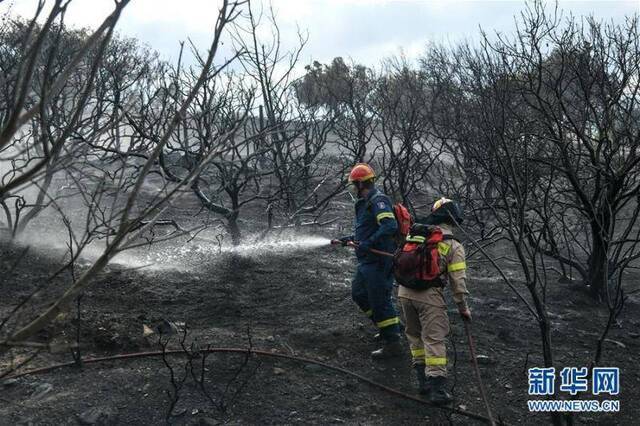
[587, 211, 611, 300]
[227, 214, 241, 246]
[227, 193, 241, 246]
[532, 294, 569, 426]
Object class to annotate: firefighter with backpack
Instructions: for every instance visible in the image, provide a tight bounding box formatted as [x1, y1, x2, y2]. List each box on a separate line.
[336, 163, 410, 359]
[395, 197, 471, 405]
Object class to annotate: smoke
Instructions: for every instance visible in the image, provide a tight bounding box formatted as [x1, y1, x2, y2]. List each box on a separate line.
[2, 168, 333, 272]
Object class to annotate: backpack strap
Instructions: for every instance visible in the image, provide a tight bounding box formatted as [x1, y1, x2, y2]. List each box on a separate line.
[405, 234, 427, 244]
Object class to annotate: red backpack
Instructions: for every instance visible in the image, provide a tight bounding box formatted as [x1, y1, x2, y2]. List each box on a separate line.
[394, 226, 455, 290]
[392, 203, 412, 243]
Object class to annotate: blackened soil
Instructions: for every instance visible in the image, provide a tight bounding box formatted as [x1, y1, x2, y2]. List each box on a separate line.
[1, 240, 639, 425]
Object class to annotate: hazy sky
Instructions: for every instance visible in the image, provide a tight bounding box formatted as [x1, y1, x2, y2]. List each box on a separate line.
[3, 0, 639, 68]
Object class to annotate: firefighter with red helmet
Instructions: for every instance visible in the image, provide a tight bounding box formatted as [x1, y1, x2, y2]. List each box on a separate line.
[398, 197, 470, 404]
[337, 163, 403, 359]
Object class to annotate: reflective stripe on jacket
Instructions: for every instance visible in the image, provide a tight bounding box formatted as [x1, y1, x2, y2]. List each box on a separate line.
[354, 188, 398, 263]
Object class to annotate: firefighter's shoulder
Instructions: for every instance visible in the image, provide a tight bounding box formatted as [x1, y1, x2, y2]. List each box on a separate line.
[371, 193, 393, 212]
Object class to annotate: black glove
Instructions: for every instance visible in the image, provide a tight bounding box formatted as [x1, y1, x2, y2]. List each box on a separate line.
[355, 239, 373, 257]
[338, 235, 353, 247]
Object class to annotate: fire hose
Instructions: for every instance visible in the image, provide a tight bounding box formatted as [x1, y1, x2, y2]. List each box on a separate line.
[5, 347, 503, 424]
[2, 241, 499, 423]
[331, 238, 496, 425]
[329, 239, 394, 257]
[463, 319, 496, 425]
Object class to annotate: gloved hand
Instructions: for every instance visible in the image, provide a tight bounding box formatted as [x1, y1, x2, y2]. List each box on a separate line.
[356, 239, 373, 256]
[338, 235, 353, 247]
[458, 305, 472, 322]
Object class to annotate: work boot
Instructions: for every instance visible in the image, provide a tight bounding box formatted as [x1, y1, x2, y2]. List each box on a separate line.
[426, 376, 453, 405]
[371, 339, 403, 360]
[414, 365, 429, 395]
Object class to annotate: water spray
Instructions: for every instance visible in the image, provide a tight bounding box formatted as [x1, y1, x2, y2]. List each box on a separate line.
[129, 235, 335, 270]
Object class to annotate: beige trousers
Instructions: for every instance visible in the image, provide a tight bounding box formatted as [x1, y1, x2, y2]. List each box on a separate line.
[400, 297, 449, 377]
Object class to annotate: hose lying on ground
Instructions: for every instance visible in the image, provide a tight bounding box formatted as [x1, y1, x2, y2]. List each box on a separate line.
[5, 347, 505, 425]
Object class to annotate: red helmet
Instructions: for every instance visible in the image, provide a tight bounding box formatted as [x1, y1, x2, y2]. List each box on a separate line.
[348, 163, 375, 183]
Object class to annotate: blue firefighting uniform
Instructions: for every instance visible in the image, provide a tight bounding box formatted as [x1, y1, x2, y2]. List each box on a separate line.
[349, 187, 401, 341]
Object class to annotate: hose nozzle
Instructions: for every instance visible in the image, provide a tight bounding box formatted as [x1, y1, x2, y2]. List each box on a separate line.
[330, 239, 357, 248]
